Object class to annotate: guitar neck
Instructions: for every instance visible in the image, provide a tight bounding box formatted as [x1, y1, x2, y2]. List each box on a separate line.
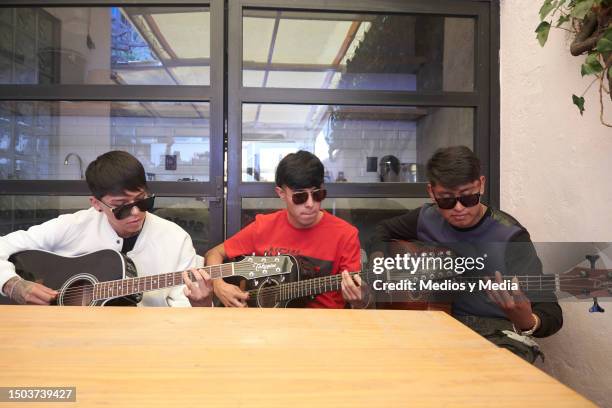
[382, 271, 561, 292]
[248, 271, 565, 305]
[457, 275, 559, 291]
[92, 264, 235, 301]
[247, 271, 362, 302]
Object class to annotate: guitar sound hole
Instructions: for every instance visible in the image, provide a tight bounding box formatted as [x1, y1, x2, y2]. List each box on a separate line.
[61, 279, 94, 306]
[256, 278, 280, 308]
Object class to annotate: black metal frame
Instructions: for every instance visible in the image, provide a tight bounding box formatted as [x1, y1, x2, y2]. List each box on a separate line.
[227, 0, 500, 235]
[0, 0, 501, 244]
[0, 0, 226, 244]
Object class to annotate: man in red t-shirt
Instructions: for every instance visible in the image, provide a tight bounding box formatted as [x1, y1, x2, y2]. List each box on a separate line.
[206, 151, 369, 308]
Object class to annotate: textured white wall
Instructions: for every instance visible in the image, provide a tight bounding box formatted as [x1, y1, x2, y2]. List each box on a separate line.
[500, 1, 612, 407]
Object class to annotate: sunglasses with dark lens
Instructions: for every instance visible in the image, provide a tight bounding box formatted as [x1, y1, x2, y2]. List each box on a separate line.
[290, 188, 327, 205]
[434, 193, 480, 210]
[100, 195, 155, 220]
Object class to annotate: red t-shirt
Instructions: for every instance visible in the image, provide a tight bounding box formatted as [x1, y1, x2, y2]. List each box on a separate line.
[224, 210, 361, 308]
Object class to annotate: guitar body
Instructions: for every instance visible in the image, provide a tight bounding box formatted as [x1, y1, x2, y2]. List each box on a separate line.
[2, 250, 138, 306]
[247, 259, 305, 308]
[375, 240, 452, 314]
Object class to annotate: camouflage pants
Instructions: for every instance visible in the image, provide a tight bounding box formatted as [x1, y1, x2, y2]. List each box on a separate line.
[454, 315, 543, 364]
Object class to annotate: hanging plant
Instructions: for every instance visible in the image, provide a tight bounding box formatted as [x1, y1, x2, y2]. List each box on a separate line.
[536, 0, 612, 127]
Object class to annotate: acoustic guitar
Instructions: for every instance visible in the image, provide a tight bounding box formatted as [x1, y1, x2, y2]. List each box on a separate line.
[243, 246, 612, 310]
[3, 249, 295, 306]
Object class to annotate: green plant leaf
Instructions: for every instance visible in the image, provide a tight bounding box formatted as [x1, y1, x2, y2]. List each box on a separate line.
[556, 15, 571, 26]
[539, 0, 556, 20]
[595, 38, 612, 53]
[572, 94, 586, 115]
[581, 53, 604, 76]
[536, 21, 552, 46]
[570, 0, 595, 19]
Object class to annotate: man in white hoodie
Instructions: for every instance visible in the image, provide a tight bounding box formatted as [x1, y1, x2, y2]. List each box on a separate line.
[0, 150, 212, 307]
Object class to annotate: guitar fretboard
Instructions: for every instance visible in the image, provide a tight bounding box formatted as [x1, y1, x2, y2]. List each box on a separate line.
[247, 271, 362, 302]
[247, 271, 564, 305]
[92, 264, 235, 301]
[415, 274, 560, 292]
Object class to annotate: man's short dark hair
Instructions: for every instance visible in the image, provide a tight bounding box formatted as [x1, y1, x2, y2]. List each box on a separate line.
[86, 151, 147, 198]
[275, 150, 324, 189]
[426, 146, 481, 188]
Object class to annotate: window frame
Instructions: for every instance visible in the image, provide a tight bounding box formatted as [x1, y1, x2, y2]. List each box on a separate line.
[0, 0, 226, 244]
[226, 0, 500, 235]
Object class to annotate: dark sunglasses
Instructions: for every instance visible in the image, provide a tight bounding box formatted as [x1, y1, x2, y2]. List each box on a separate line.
[290, 188, 327, 205]
[434, 193, 480, 210]
[100, 195, 155, 220]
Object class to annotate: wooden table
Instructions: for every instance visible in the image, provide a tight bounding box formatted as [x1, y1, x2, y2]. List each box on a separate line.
[0, 306, 593, 407]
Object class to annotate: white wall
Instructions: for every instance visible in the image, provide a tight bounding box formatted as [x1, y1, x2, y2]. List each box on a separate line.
[500, 1, 612, 406]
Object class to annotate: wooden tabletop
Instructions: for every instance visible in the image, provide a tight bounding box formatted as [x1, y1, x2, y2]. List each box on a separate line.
[0, 306, 593, 407]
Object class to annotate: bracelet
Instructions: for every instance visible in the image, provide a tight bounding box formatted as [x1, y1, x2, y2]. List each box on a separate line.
[513, 313, 540, 336]
[6, 277, 23, 300]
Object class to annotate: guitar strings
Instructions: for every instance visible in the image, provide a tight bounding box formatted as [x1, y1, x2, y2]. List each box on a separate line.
[57, 275, 607, 304]
[57, 260, 282, 303]
[56, 266, 234, 302]
[58, 275, 601, 301]
[240, 274, 604, 304]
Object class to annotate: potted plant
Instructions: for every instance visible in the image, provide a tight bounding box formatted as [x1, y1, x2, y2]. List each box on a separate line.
[536, 0, 611, 127]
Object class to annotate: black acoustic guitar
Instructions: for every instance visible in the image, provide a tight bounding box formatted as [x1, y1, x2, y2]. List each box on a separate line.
[247, 266, 612, 309]
[245, 251, 612, 309]
[3, 250, 295, 306]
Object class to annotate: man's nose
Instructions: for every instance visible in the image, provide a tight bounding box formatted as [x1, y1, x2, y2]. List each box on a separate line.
[453, 199, 465, 211]
[304, 193, 315, 207]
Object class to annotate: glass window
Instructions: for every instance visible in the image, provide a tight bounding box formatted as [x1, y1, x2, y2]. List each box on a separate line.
[151, 196, 211, 254]
[0, 196, 88, 235]
[0, 7, 210, 85]
[242, 104, 473, 183]
[0, 195, 211, 253]
[0, 101, 210, 181]
[242, 10, 474, 92]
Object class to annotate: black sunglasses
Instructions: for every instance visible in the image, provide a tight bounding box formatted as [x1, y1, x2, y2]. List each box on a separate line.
[434, 193, 480, 210]
[100, 195, 155, 220]
[290, 188, 327, 205]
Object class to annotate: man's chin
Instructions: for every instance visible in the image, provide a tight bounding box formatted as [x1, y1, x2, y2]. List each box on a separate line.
[292, 216, 314, 228]
[450, 215, 474, 228]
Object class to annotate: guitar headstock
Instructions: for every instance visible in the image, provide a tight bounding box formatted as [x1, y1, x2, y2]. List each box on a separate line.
[233, 255, 295, 280]
[561, 267, 612, 298]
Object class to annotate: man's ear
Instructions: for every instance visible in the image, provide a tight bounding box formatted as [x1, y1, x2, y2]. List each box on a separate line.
[479, 175, 486, 194]
[89, 196, 102, 212]
[275, 186, 286, 202]
[426, 183, 436, 203]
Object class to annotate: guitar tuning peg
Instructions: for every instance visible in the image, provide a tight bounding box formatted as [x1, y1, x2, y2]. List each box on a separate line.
[586, 254, 599, 269]
[589, 297, 605, 313]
